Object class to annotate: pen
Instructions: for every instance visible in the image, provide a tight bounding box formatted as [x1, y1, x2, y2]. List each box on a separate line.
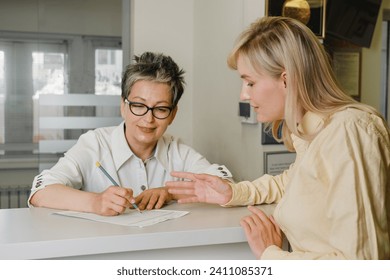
[95, 161, 142, 213]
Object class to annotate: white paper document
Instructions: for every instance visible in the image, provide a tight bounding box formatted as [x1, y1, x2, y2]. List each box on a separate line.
[53, 209, 189, 227]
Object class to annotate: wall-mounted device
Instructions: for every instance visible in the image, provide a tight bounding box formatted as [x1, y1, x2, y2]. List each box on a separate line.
[239, 101, 257, 124]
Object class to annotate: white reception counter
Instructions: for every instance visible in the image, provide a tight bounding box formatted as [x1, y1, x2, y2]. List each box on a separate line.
[0, 203, 276, 260]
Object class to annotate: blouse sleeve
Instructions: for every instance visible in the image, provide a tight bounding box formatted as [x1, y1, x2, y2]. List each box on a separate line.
[262, 114, 390, 259]
[224, 164, 293, 206]
[28, 130, 98, 205]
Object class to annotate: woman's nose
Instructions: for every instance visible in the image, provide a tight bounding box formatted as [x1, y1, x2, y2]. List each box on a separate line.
[144, 109, 155, 122]
[240, 88, 250, 101]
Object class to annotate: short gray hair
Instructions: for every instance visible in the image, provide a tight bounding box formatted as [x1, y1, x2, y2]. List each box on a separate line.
[121, 52, 185, 108]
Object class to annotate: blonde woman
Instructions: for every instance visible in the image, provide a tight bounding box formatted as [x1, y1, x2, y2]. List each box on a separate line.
[167, 17, 390, 259]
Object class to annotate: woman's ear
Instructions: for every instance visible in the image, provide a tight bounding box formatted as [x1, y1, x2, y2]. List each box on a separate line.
[120, 98, 126, 119]
[281, 72, 287, 88]
[168, 106, 178, 125]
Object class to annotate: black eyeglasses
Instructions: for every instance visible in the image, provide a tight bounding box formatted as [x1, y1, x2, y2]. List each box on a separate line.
[124, 99, 173, 119]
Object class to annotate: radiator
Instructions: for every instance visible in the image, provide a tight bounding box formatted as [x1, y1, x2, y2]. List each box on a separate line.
[0, 185, 31, 209]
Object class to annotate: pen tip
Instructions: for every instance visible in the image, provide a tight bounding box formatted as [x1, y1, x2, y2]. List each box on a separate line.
[96, 161, 101, 167]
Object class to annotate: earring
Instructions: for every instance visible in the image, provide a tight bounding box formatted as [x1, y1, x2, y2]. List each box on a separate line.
[284, 81, 287, 88]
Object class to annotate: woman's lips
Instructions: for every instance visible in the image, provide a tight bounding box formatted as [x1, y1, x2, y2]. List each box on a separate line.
[139, 126, 155, 133]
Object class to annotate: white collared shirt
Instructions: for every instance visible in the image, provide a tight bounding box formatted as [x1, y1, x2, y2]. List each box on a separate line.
[29, 122, 232, 203]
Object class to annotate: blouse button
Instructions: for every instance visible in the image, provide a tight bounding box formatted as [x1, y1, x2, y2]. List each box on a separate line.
[140, 185, 146, 191]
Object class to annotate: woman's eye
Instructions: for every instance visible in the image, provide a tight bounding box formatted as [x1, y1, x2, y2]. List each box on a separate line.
[156, 107, 170, 113]
[247, 82, 254, 87]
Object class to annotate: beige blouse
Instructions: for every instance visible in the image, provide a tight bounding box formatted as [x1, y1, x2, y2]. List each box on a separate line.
[227, 108, 390, 259]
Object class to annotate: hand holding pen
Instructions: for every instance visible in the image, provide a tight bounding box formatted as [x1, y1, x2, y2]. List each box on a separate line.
[96, 161, 142, 215]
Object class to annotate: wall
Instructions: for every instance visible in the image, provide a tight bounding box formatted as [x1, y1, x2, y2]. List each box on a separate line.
[192, 0, 281, 181]
[385, 0, 390, 120]
[0, 0, 121, 36]
[131, 0, 194, 146]
[361, 0, 388, 109]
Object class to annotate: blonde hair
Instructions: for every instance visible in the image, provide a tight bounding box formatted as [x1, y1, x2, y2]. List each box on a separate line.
[228, 16, 380, 151]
